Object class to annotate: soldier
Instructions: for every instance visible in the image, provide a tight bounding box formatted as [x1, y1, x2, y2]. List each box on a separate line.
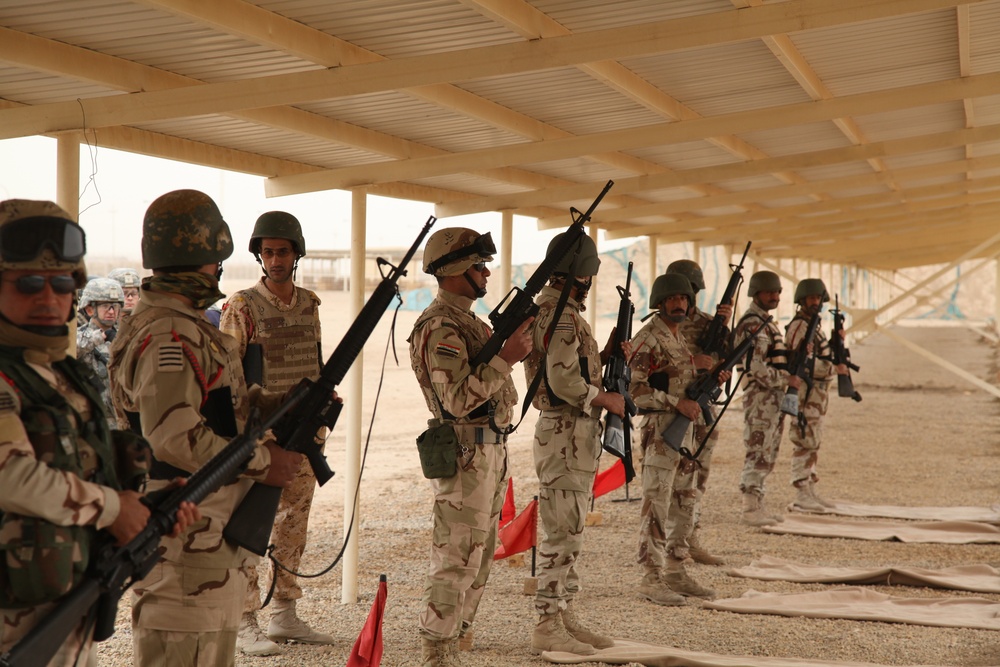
[664, 259, 731, 566]
[786, 279, 847, 511]
[76, 277, 124, 430]
[629, 272, 731, 608]
[408, 227, 532, 667]
[107, 267, 142, 319]
[524, 232, 624, 656]
[733, 270, 801, 526]
[219, 211, 332, 655]
[109, 189, 302, 667]
[0, 199, 198, 666]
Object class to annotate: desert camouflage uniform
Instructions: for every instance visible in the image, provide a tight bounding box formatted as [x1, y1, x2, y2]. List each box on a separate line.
[629, 315, 700, 571]
[109, 289, 281, 667]
[734, 301, 789, 497]
[0, 326, 122, 667]
[785, 313, 833, 489]
[409, 288, 516, 641]
[75, 319, 117, 431]
[524, 285, 602, 616]
[219, 278, 322, 610]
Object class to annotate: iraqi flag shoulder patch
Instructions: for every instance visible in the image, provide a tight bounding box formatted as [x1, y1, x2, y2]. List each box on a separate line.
[435, 342, 462, 359]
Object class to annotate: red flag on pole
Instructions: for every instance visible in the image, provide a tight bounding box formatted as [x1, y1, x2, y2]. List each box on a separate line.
[499, 477, 516, 528]
[592, 459, 627, 499]
[345, 574, 387, 667]
[494, 499, 538, 560]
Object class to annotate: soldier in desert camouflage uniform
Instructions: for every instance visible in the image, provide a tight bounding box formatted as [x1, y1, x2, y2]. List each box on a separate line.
[629, 272, 730, 608]
[664, 259, 732, 566]
[524, 232, 625, 657]
[408, 227, 532, 667]
[219, 211, 332, 656]
[0, 199, 198, 667]
[733, 270, 800, 527]
[76, 277, 124, 430]
[107, 267, 142, 319]
[785, 278, 848, 512]
[109, 190, 303, 667]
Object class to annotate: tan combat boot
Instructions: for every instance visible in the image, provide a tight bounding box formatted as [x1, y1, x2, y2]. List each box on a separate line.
[637, 571, 686, 607]
[741, 493, 778, 527]
[687, 529, 725, 566]
[662, 560, 716, 600]
[457, 627, 474, 651]
[530, 612, 596, 655]
[267, 599, 335, 645]
[562, 602, 614, 649]
[421, 637, 462, 667]
[792, 484, 826, 511]
[760, 494, 785, 522]
[810, 481, 836, 508]
[237, 612, 282, 656]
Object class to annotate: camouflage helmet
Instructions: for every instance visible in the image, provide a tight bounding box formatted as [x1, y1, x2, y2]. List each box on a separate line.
[249, 211, 306, 256]
[794, 278, 830, 304]
[0, 199, 88, 288]
[107, 267, 141, 289]
[649, 272, 695, 310]
[665, 259, 705, 291]
[547, 232, 601, 277]
[141, 189, 233, 270]
[423, 227, 496, 277]
[747, 270, 782, 297]
[80, 277, 124, 312]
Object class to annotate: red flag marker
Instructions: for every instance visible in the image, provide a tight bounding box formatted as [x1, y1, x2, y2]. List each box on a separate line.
[346, 574, 387, 667]
[500, 477, 516, 528]
[494, 499, 538, 560]
[592, 459, 627, 499]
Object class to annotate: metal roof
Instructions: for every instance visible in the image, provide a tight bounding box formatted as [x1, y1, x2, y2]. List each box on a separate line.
[3, 0, 1000, 269]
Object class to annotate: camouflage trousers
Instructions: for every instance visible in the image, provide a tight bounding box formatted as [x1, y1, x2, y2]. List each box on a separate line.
[419, 440, 507, 641]
[533, 410, 601, 616]
[788, 379, 830, 488]
[740, 385, 786, 496]
[243, 456, 318, 611]
[1, 602, 97, 667]
[131, 560, 243, 667]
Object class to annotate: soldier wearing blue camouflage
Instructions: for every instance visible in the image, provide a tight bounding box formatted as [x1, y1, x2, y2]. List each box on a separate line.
[76, 277, 124, 431]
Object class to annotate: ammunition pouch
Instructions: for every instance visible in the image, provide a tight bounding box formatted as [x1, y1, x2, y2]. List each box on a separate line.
[0, 517, 88, 608]
[416, 419, 458, 479]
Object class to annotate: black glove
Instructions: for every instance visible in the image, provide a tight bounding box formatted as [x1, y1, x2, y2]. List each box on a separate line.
[104, 327, 117, 343]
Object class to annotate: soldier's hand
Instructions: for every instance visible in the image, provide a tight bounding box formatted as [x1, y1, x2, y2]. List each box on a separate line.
[262, 442, 304, 488]
[835, 363, 849, 375]
[692, 353, 714, 371]
[715, 303, 733, 321]
[498, 317, 534, 365]
[109, 490, 152, 546]
[716, 369, 732, 387]
[676, 398, 702, 421]
[593, 389, 626, 418]
[158, 477, 202, 538]
[787, 374, 803, 390]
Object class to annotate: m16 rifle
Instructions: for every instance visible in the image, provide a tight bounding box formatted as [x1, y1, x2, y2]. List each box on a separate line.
[830, 295, 862, 402]
[779, 310, 821, 420]
[696, 241, 751, 355]
[601, 261, 637, 482]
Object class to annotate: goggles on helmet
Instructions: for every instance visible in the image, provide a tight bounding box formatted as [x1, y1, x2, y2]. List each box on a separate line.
[0, 217, 86, 263]
[425, 232, 496, 275]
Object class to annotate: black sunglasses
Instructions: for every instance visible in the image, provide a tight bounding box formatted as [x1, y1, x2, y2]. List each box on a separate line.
[5, 274, 78, 295]
[469, 262, 487, 272]
[0, 217, 86, 263]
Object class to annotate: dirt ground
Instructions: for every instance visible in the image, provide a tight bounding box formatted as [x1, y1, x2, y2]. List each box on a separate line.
[99, 290, 1000, 667]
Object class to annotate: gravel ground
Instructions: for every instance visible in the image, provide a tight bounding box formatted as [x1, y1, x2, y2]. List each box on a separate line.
[97, 300, 1000, 667]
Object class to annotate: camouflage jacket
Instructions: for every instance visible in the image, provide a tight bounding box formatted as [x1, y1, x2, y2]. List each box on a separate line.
[678, 306, 727, 360]
[629, 315, 698, 418]
[524, 285, 601, 416]
[786, 311, 834, 381]
[408, 289, 517, 427]
[733, 300, 789, 392]
[75, 320, 116, 429]
[109, 290, 281, 568]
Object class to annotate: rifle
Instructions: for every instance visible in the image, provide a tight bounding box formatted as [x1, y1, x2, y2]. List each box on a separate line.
[662, 317, 772, 455]
[830, 295, 862, 402]
[469, 180, 614, 368]
[779, 310, 821, 418]
[224, 216, 436, 556]
[601, 261, 637, 483]
[696, 241, 751, 355]
[0, 403, 292, 667]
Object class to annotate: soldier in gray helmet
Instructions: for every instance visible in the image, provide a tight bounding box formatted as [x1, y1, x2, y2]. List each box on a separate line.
[0, 199, 199, 666]
[785, 278, 848, 511]
[76, 277, 124, 430]
[107, 267, 142, 318]
[109, 190, 302, 667]
[732, 270, 801, 526]
[219, 211, 333, 656]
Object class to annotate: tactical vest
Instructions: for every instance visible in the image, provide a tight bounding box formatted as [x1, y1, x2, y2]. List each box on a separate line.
[239, 287, 321, 393]
[734, 311, 789, 388]
[785, 314, 834, 380]
[525, 297, 601, 413]
[0, 348, 119, 608]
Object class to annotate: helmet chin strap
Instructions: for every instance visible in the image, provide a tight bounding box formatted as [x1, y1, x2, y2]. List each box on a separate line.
[463, 269, 486, 299]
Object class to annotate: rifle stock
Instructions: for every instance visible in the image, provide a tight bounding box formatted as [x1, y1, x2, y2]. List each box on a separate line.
[696, 241, 750, 355]
[601, 261, 636, 483]
[224, 216, 436, 556]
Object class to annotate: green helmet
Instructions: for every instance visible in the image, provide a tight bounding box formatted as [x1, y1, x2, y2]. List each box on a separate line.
[141, 190, 233, 270]
[665, 259, 705, 291]
[747, 270, 782, 297]
[794, 278, 830, 304]
[649, 272, 695, 310]
[0, 199, 88, 288]
[423, 227, 496, 277]
[249, 211, 306, 256]
[80, 277, 124, 312]
[108, 267, 141, 289]
[547, 232, 601, 277]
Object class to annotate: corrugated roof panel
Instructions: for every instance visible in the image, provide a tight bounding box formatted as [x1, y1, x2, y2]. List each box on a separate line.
[629, 141, 743, 171]
[970, 94, 1000, 126]
[737, 121, 854, 157]
[969, 2, 1000, 73]
[537, 0, 733, 31]
[518, 158, 629, 184]
[0, 65, 120, 105]
[882, 147, 967, 172]
[792, 162, 880, 182]
[853, 103, 966, 142]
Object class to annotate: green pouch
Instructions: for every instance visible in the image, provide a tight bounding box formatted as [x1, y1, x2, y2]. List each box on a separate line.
[416, 420, 458, 479]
